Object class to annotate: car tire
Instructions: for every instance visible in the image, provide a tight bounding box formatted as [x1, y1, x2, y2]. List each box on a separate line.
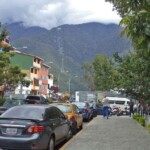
[47, 136, 55, 150]
[79, 123, 83, 130]
[72, 123, 77, 135]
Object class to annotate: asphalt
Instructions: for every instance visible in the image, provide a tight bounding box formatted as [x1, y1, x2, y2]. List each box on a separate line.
[60, 116, 150, 150]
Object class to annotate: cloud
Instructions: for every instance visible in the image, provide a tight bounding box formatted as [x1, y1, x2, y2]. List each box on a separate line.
[0, 0, 121, 29]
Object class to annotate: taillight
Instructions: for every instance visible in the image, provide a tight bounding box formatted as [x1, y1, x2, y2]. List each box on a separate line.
[70, 116, 75, 121]
[26, 126, 44, 134]
[83, 109, 88, 113]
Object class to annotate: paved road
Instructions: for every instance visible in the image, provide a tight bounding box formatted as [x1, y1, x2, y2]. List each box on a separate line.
[60, 116, 150, 150]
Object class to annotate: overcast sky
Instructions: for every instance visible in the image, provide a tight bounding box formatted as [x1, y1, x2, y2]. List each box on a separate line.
[0, 0, 121, 29]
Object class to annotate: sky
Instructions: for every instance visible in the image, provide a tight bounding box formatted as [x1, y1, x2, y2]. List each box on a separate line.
[0, 0, 121, 30]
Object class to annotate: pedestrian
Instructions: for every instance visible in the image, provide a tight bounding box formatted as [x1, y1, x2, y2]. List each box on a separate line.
[102, 95, 109, 119]
[129, 100, 134, 117]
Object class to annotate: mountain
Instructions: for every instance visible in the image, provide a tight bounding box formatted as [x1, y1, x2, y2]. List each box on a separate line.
[5, 22, 131, 93]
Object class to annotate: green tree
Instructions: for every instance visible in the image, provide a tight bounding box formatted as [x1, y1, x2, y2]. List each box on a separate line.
[82, 62, 95, 91]
[0, 21, 30, 95]
[92, 55, 118, 91]
[114, 51, 150, 101]
[106, 0, 150, 51]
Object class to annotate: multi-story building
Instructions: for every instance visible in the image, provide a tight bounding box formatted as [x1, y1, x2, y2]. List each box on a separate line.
[10, 51, 53, 96]
[39, 63, 49, 95]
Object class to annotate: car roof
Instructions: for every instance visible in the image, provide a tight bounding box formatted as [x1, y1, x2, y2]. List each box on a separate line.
[51, 103, 73, 106]
[106, 97, 130, 101]
[10, 104, 55, 109]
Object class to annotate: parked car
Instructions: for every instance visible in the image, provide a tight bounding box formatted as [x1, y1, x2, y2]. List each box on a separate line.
[0, 105, 72, 150]
[25, 95, 48, 104]
[0, 98, 25, 115]
[89, 101, 98, 117]
[72, 102, 93, 121]
[51, 103, 83, 135]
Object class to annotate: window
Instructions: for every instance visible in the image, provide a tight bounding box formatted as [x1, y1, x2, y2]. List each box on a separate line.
[56, 105, 71, 113]
[115, 101, 125, 105]
[34, 69, 37, 74]
[73, 105, 79, 113]
[31, 68, 33, 73]
[2, 106, 44, 120]
[108, 100, 114, 104]
[49, 107, 64, 119]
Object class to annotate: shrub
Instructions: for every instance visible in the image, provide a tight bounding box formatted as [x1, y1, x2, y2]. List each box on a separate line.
[0, 97, 5, 106]
[132, 114, 141, 121]
[147, 124, 150, 133]
[139, 117, 145, 127]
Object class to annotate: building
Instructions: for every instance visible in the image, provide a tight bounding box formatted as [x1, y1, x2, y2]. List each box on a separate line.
[10, 51, 53, 96]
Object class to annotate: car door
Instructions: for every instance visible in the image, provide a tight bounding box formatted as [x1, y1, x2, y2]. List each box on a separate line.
[48, 107, 62, 141]
[55, 108, 69, 139]
[73, 105, 82, 127]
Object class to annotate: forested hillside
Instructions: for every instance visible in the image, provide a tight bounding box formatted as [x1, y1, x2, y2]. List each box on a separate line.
[5, 22, 131, 92]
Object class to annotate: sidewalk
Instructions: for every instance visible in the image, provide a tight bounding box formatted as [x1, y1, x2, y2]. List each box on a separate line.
[60, 116, 150, 150]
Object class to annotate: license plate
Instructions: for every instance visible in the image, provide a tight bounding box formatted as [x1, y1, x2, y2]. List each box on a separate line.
[123, 112, 126, 115]
[6, 128, 17, 135]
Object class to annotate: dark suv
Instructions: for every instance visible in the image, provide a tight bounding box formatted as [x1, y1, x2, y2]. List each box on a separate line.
[25, 95, 48, 104]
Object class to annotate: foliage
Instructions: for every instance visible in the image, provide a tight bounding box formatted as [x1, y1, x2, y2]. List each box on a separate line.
[147, 124, 150, 133]
[0, 21, 30, 95]
[0, 97, 5, 106]
[105, 0, 150, 51]
[82, 55, 119, 91]
[82, 62, 95, 91]
[92, 55, 118, 90]
[132, 114, 141, 120]
[132, 114, 145, 127]
[139, 117, 145, 127]
[114, 52, 150, 100]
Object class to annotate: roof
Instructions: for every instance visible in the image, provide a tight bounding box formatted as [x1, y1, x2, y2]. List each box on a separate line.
[106, 97, 130, 101]
[14, 51, 44, 61]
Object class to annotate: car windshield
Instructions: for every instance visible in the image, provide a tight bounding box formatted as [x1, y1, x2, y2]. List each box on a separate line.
[1, 106, 45, 120]
[55, 105, 71, 113]
[73, 102, 88, 108]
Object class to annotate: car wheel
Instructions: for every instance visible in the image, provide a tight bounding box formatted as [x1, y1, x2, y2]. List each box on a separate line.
[79, 123, 83, 130]
[72, 123, 77, 135]
[47, 136, 55, 150]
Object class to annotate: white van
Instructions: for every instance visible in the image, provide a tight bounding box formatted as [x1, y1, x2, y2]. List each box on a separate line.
[106, 97, 130, 110]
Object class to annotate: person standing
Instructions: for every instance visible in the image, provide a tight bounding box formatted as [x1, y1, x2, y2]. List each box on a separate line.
[129, 100, 134, 117]
[102, 95, 109, 119]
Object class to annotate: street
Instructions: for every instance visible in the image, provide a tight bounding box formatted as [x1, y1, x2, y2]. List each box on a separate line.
[59, 116, 150, 150]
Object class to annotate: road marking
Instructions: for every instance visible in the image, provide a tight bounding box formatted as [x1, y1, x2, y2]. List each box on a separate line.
[60, 117, 97, 150]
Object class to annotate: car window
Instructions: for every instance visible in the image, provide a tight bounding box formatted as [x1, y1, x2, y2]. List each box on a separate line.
[73, 105, 79, 113]
[115, 101, 125, 105]
[55, 105, 71, 113]
[1, 106, 44, 120]
[26, 96, 40, 100]
[108, 100, 114, 104]
[73, 102, 86, 108]
[49, 107, 64, 119]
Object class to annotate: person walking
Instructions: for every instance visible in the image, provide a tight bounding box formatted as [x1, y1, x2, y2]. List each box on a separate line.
[129, 100, 134, 117]
[102, 95, 109, 119]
